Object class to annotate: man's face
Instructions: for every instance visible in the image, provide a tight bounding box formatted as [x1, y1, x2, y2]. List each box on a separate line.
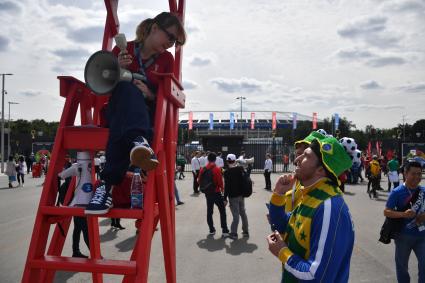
[405, 167, 422, 188]
[294, 147, 321, 182]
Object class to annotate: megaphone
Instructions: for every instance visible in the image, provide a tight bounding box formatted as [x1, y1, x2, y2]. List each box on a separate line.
[84, 50, 146, 95]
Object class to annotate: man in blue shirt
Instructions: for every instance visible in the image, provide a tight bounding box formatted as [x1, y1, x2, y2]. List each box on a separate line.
[384, 160, 425, 283]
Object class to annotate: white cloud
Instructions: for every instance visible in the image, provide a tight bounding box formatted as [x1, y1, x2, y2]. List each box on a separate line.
[183, 80, 198, 90]
[360, 80, 383, 89]
[210, 77, 275, 93]
[188, 55, 213, 67]
[366, 56, 406, 67]
[396, 82, 425, 93]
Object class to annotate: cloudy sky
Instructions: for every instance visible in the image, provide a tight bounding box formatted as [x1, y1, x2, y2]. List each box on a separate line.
[0, 0, 424, 129]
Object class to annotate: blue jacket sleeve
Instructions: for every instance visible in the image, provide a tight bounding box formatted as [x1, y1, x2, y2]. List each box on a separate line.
[283, 196, 355, 282]
[269, 200, 291, 233]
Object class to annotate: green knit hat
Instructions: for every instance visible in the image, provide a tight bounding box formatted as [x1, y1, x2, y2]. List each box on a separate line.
[311, 136, 352, 181]
[294, 131, 326, 147]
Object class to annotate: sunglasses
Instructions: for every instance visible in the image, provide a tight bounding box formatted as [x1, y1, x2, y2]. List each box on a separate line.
[158, 25, 182, 46]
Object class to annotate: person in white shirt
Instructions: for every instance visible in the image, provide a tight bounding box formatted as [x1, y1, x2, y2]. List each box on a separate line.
[216, 152, 224, 169]
[199, 151, 207, 168]
[264, 153, 273, 191]
[191, 151, 201, 194]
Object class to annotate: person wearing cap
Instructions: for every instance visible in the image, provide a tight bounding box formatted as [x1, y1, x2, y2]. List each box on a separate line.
[224, 153, 250, 239]
[283, 131, 327, 213]
[267, 136, 355, 283]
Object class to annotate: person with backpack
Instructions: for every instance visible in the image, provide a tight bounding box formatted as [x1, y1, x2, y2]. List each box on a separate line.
[198, 152, 230, 237]
[223, 154, 249, 240]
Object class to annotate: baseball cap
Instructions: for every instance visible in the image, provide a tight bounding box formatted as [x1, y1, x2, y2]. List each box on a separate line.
[226, 154, 236, 161]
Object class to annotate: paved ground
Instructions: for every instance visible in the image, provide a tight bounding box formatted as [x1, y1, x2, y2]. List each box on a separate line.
[0, 172, 420, 282]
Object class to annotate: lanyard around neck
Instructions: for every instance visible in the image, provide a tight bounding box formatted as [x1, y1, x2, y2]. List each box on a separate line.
[134, 43, 159, 82]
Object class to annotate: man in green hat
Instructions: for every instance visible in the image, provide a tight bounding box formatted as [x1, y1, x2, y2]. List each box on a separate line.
[283, 131, 327, 212]
[267, 136, 355, 282]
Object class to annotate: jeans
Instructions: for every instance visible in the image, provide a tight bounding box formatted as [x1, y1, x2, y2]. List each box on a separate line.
[100, 81, 153, 187]
[229, 196, 249, 234]
[394, 233, 425, 283]
[205, 192, 229, 233]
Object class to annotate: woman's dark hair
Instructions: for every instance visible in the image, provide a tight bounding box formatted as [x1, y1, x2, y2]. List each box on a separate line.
[207, 152, 217, 162]
[8, 155, 13, 162]
[135, 12, 186, 45]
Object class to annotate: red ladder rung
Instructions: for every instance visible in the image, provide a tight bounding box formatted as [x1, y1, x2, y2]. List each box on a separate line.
[29, 255, 137, 275]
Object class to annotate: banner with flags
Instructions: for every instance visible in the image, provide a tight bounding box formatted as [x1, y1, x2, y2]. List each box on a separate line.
[209, 113, 214, 130]
[188, 111, 193, 130]
[292, 112, 297, 130]
[272, 112, 277, 130]
[334, 113, 339, 129]
[251, 112, 255, 130]
[367, 141, 372, 157]
[230, 112, 235, 130]
[312, 112, 317, 130]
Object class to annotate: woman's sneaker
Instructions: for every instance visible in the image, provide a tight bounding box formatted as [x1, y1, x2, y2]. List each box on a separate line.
[85, 182, 112, 215]
[130, 137, 159, 171]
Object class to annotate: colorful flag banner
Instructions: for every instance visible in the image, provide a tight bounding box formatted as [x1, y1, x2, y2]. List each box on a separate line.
[188, 111, 193, 130]
[230, 112, 235, 130]
[292, 112, 297, 130]
[209, 113, 214, 130]
[272, 112, 277, 130]
[334, 113, 339, 129]
[312, 112, 317, 130]
[251, 112, 255, 130]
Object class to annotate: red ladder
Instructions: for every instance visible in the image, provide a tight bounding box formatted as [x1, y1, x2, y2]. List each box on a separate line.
[21, 0, 186, 282]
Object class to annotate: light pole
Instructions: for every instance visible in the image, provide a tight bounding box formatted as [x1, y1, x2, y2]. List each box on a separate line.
[236, 96, 246, 120]
[1, 73, 13, 173]
[8, 101, 19, 157]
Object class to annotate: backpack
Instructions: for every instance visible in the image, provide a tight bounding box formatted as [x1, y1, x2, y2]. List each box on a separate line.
[241, 170, 253, 198]
[199, 168, 216, 194]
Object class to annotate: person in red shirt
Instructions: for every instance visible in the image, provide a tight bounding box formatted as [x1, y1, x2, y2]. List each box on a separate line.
[85, 12, 186, 215]
[198, 152, 230, 237]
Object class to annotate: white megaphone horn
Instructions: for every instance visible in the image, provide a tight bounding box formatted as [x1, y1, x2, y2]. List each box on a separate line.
[84, 50, 146, 95]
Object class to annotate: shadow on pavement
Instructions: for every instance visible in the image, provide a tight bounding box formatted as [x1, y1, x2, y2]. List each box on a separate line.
[343, 191, 356, 196]
[196, 235, 258, 254]
[100, 228, 119, 243]
[54, 270, 77, 282]
[196, 235, 226, 252]
[225, 238, 258, 255]
[0, 186, 15, 190]
[99, 218, 111, 226]
[115, 235, 137, 252]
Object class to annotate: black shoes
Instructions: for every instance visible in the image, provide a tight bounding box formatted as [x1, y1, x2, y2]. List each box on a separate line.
[176, 201, 184, 205]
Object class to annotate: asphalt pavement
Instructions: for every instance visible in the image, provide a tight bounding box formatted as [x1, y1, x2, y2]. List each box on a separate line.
[0, 172, 420, 282]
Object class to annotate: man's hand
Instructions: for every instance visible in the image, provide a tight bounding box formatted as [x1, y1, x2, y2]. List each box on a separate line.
[267, 231, 287, 257]
[273, 174, 295, 195]
[404, 209, 416, 218]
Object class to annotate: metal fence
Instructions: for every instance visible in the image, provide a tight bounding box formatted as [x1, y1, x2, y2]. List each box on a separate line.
[176, 139, 295, 174]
